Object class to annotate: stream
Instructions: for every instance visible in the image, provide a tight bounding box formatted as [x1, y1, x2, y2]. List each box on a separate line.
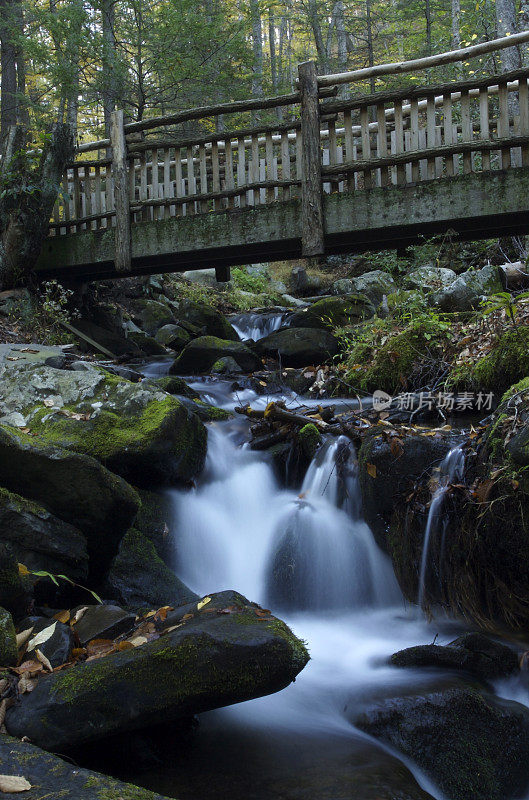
[131, 318, 529, 800]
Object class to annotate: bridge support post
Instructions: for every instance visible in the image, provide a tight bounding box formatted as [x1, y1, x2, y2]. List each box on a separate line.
[110, 109, 131, 273]
[298, 60, 324, 258]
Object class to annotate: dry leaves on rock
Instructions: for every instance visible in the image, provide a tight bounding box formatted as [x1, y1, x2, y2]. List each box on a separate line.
[0, 776, 31, 793]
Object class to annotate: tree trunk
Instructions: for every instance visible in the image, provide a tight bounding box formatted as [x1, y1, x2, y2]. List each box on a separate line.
[496, 0, 521, 72]
[250, 0, 264, 122]
[102, 0, 117, 144]
[0, 124, 75, 290]
[0, 0, 21, 140]
[366, 0, 376, 94]
[451, 0, 461, 50]
[307, 0, 329, 73]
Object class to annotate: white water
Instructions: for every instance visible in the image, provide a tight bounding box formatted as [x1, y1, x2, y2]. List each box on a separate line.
[231, 311, 288, 341]
[417, 446, 465, 609]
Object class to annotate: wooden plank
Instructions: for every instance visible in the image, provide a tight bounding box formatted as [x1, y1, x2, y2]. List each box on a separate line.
[295, 128, 303, 199]
[328, 119, 339, 192]
[265, 132, 274, 203]
[175, 148, 184, 216]
[62, 172, 71, 233]
[238, 136, 247, 207]
[479, 87, 491, 171]
[186, 146, 196, 214]
[211, 141, 221, 211]
[281, 131, 290, 200]
[376, 103, 389, 187]
[163, 148, 172, 218]
[199, 144, 208, 212]
[443, 92, 454, 176]
[360, 106, 372, 189]
[110, 109, 131, 273]
[139, 153, 149, 221]
[426, 95, 436, 179]
[298, 60, 324, 256]
[251, 134, 260, 205]
[460, 89, 472, 173]
[410, 99, 419, 182]
[519, 77, 529, 166]
[73, 166, 82, 233]
[394, 99, 405, 185]
[151, 149, 159, 220]
[225, 137, 234, 208]
[94, 165, 102, 230]
[344, 109, 354, 190]
[498, 81, 511, 169]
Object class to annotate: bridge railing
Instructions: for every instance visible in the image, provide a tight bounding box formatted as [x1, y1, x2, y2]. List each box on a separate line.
[48, 30, 529, 270]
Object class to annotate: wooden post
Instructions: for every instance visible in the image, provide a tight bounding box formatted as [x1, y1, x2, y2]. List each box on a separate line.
[110, 109, 131, 273]
[298, 61, 324, 257]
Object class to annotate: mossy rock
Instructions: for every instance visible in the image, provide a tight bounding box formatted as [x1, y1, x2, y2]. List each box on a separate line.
[298, 423, 321, 460]
[450, 328, 529, 397]
[355, 686, 529, 800]
[174, 299, 239, 340]
[154, 324, 191, 351]
[0, 487, 88, 583]
[126, 331, 167, 356]
[105, 528, 197, 612]
[134, 489, 173, 558]
[288, 294, 375, 330]
[0, 543, 32, 622]
[0, 735, 172, 799]
[255, 327, 339, 367]
[6, 590, 309, 751]
[170, 336, 261, 375]
[130, 299, 175, 335]
[0, 607, 18, 666]
[144, 375, 199, 399]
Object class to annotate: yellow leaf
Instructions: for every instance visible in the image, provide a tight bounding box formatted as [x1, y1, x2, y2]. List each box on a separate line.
[16, 628, 33, 650]
[17, 564, 29, 576]
[128, 635, 148, 647]
[367, 463, 377, 479]
[0, 775, 32, 793]
[53, 610, 70, 624]
[34, 649, 53, 672]
[197, 596, 212, 610]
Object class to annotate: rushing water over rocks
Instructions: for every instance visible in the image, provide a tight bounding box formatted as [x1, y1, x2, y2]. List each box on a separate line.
[230, 310, 288, 341]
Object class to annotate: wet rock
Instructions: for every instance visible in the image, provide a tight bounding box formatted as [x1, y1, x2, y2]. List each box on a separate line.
[144, 375, 199, 399]
[332, 271, 396, 305]
[130, 299, 175, 335]
[404, 265, 457, 290]
[0, 543, 32, 621]
[288, 294, 375, 330]
[74, 318, 144, 357]
[173, 299, 239, 341]
[0, 735, 172, 799]
[0, 487, 89, 582]
[211, 356, 244, 374]
[126, 330, 168, 356]
[391, 632, 519, 682]
[155, 323, 191, 351]
[432, 264, 502, 311]
[355, 686, 529, 800]
[25, 618, 75, 669]
[0, 427, 140, 577]
[450, 328, 529, 396]
[255, 327, 339, 367]
[170, 336, 261, 374]
[6, 591, 309, 751]
[106, 528, 197, 611]
[0, 607, 17, 666]
[74, 605, 136, 646]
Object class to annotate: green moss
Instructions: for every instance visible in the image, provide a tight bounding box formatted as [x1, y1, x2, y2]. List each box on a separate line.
[501, 376, 529, 404]
[450, 329, 529, 395]
[84, 773, 165, 799]
[298, 423, 321, 459]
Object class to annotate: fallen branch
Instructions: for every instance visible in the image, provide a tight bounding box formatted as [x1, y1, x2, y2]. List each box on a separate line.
[235, 401, 348, 436]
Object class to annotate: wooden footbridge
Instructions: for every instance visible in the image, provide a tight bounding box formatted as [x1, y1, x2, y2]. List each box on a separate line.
[36, 31, 529, 282]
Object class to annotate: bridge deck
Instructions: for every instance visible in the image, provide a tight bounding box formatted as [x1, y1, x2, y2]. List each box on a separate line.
[36, 55, 529, 281]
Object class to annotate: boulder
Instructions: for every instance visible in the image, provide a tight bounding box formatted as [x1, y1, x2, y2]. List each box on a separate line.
[170, 336, 261, 374]
[74, 318, 143, 358]
[126, 331, 167, 356]
[290, 265, 322, 295]
[433, 264, 502, 311]
[391, 632, 519, 682]
[6, 591, 309, 751]
[288, 294, 375, 330]
[0, 735, 172, 799]
[450, 328, 529, 396]
[0, 487, 89, 582]
[0, 607, 17, 666]
[0, 427, 140, 576]
[154, 324, 191, 351]
[0, 363, 208, 487]
[404, 265, 457, 290]
[25, 618, 75, 669]
[106, 528, 197, 611]
[332, 270, 396, 304]
[130, 299, 175, 335]
[355, 687, 529, 800]
[255, 327, 339, 367]
[0, 544, 32, 621]
[73, 605, 136, 646]
[173, 299, 239, 340]
[144, 375, 199, 399]
[182, 268, 225, 287]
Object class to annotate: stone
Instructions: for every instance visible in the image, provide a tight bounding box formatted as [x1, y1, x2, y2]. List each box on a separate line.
[391, 632, 519, 682]
[6, 591, 309, 751]
[130, 299, 175, 335]
[106, 528, 197, 611]
[255, 327, 339, 367]
[170, 336, 261, 374]
[25, 618, 75, 669]
[126, 330, 168, 356]
[0, 607, 17, 666]
[0, 427, 140, 577]
[288, 294, 375, 330]
[154, 324, 191, 351]
[211, 356, 243, 374]
[0, 487, 89, 582]
[355, 686, 529, 800]
[182, 268, 224, 287]
[332, 270, 396, 305]
[144, 375, 199, 399]
[0, 544, 32, 621]
[404, 265, 457, 290]
[433, 264, 502, 311]
[0, 735, 172, 799]
[290, 265, 322, 294]
[174, 299, 239, 340]
[73, 605, 136, 646]
[281, 294, 310, 308]
[74, 318, 144, 358]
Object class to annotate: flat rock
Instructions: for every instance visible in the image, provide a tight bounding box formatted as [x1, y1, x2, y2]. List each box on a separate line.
[6, 591, 309, 751]
[255, 327, 339, 367]
[74, 605, 136, 646]
[170, 336, 261, 374]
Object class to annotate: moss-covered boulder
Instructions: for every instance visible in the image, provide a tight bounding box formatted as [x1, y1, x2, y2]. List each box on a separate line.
[349, 270, 397, 304]
[125, 331, 167, 356]
[0, 488, 89, 582]
[0, 363, 207, 488]
[105, 528, 197, 611]
[450, 328, 529, 396]
[0, 735, 173, 799]
[154, 323, 191, 351]
[432, 264, 502, 311]
[0, 607, 18, 666]
[355, 687, 529, 800]
[298, 423, 322, 460]
[170, 336, 261, 374]
[288, 294, 375, 330]
[6, 590, 309, 751]
[0, 543, 32, 621]
[0, 427, 139, 577]
[130, 299, 175, 335]
[255, 327, 339, 367]
[404, 265, 457, 290]
[144, 375, 199, 399]
[174, 299, 239, 340]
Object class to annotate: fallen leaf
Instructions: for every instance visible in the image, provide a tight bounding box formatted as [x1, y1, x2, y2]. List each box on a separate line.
[181, 613, 194, 621]
[366, 463, 377, 479]
[72, 606, 89, 624]
[20, 348, 39, 354]
[117, 641, 134, 651]
[53, 610, 70, 624]
[16, 629, 33, 650]
[43, 397, 55, 407]
[35, 649, 52, 672]
[6, 356, 22, 362]
[390, 437, 404, 458]
[154, 606, 173, 622]
[27, 623, 57, 652]
[14, 660, 43, 676]
[197, 596, 212, 610]
[473, 478, 495, 503]
[17, 674, 37, 694]
[128, 635, 148, 647]
[71, 647, 87, 659]
[17, 564, 29, 577]
[0, 775, 31, 792]
[86, 639, 115, 658]
[163, 624, 184, 633]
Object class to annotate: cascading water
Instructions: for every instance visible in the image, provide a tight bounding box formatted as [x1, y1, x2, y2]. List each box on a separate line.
[230, 310, 288, 341]
[417, 445, 465, 609]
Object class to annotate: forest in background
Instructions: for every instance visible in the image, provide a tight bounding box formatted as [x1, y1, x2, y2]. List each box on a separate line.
[0, 0, 528, 147]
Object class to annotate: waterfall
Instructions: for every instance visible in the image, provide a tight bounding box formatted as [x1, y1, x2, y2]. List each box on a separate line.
[231, 311, 288, 341]
[417, 445, 465, 609]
